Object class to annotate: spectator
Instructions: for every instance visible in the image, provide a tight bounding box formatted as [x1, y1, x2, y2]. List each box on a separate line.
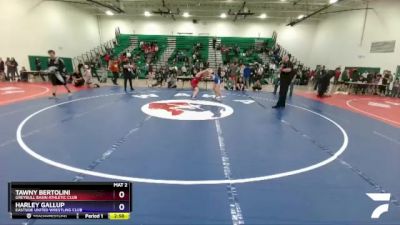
[212, 37, 217, 49]
[147, 64, 155, 87]
[167, 72, 177, 88]
[121, 58, 135, 92]
[391, 78, 399, 98]
[108, 58, 120, 85]
[243, 64, 251, 88]
[5, 57, 11, 81]
[104, 53, 111, 63]
[334, 67, 341, 84]
[229, 62, 239, 87]
[90, 61, 101, 82]
[340, 69, 350, 82]
[181, 64, 187, 76]
[236, 77, 245, 91]
[314, 66, 326, 90]
[239, 63, 245, 78]
[152, 70, 164, 87]
[8, 58, 18, 81]
[0, 58, 4, 81]
[20, 66, 28, 82]
[71, 70, 85, 87]
[83, 65, 100, 88]
[351, 69, 360, 82]
[12, 58, 19, 80]
[35, 57, 46, 82]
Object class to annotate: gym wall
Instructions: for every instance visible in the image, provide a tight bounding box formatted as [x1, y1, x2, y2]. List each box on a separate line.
[0, 0, 101, 70]
[309, 0, 400, 72]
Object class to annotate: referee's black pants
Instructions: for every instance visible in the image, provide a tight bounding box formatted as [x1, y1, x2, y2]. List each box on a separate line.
[276, 74, 292, 107]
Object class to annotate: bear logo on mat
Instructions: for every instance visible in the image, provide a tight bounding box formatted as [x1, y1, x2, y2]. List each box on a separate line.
[142, 100, 234, 121]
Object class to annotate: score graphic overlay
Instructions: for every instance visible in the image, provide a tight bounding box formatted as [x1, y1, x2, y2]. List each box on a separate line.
[8, 182, 131, 220]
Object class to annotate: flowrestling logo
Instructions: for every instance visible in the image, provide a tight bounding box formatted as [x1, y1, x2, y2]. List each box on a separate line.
[141, 99, 234, 120]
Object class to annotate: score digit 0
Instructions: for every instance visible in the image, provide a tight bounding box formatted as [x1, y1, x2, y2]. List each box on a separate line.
[119, 203, 125, 211]
[118, 191, 125, 199]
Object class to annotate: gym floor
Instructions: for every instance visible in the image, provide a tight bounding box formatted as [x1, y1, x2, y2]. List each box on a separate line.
[1, 82, 400, 225]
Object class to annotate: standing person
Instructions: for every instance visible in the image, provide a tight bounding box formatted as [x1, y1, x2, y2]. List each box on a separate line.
[121, 58, 135, 92]
[212, 67, 223, 101]
[35, 57, 46, 82]
[0, 58, 4, 81]
[314, 66, 326, 91]
[229, 62, 238, 87]
[47, 50, 71, 98]
[8, 58, 18, 81]
[212, 37, 217, 49]
[11, 58, 20, 81]
[77, 60, 84, 76]
[108, 58, 120, 85]
[243, 64, 251, 88]
[272, 55, 293, 109]
[191, 68, 213, 99]
[5, 57, 11, 81]
[90, 61, 101, 82]
[147, 64, 155, 87]
[391, 78, 399, 98]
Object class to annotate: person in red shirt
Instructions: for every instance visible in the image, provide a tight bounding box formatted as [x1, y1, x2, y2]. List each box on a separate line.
[191, 68, 213, 99]
[334, 67, 341, 84]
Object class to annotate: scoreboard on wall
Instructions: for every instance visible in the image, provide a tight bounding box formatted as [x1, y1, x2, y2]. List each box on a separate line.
[8, 182, 132, 220]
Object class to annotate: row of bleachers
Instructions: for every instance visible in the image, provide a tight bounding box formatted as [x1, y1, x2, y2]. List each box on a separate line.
[220, 37, 271, 65]
[167, 36, 209, 68]
[129, 35, 168, 78]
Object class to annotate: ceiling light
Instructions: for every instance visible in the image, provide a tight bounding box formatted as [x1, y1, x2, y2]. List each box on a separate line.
[144, 11, 151, 17]
[182, 12, 190, 18]
[297, 14, 305, 19]
[105, 10, 114, 16]
[259, 13, 267, 19]
[220, 13, 227, 18]
[329, 0, 338, 3]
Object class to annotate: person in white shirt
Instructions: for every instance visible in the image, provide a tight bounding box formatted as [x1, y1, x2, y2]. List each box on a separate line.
[83, 65, 100, 88]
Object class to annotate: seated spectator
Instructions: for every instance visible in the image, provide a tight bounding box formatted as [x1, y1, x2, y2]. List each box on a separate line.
[236, 77, 245, 91]
[252, 71, 263, 91]
[152, 69, 164, 87]
[224, 77, 234, 90]
[83, 65, 100, 88]
[71, 70, 85, 87]
[20, 66, 28, 82]
[167, 73, 177, 88]
[181, 65, 187, 76]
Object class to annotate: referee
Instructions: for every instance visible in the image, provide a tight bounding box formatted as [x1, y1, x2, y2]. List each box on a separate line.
[272, 55, 293, 109]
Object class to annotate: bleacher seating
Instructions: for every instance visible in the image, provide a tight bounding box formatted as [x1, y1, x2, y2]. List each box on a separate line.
[220, 37, 267, 65]
[96, 34, 277, 79]
[129, 35, 168, 78]
[167, 36, 209, 70]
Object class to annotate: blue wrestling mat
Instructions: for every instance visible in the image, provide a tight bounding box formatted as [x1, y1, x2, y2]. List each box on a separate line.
[1, 87, 400, 225]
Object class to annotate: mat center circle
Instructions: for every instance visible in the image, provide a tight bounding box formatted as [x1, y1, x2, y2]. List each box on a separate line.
[141, 99, 234, 120]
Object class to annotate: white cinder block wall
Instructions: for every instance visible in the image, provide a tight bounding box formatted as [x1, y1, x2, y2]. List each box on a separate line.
[1, 0, 398, 72]
[308, 0, 400, 72]
[0, 0, 101, 68]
